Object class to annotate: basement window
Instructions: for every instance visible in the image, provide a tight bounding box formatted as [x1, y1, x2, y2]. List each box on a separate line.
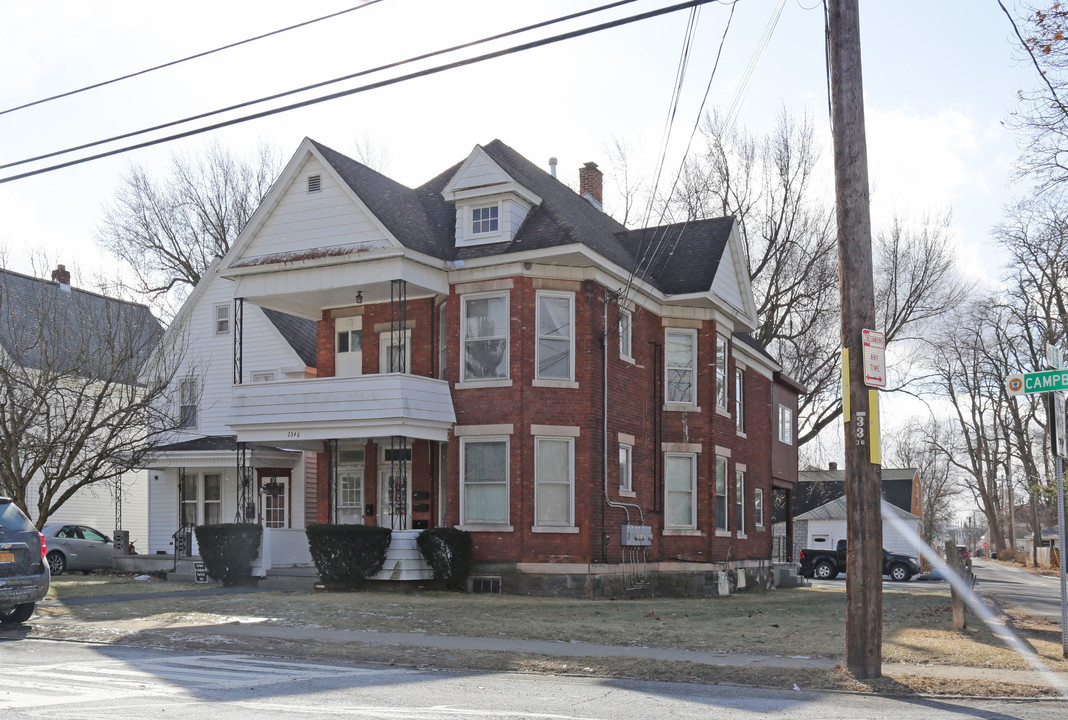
[471, 576, 501, 594]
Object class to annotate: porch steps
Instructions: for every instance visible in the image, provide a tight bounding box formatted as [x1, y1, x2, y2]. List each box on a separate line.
[371, 530, 433, 582]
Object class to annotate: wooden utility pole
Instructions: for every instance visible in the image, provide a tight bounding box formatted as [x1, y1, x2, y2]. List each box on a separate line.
[828, 0, 883, 679]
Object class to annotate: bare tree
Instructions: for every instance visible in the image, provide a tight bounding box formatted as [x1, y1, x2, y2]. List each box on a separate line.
[667, 109, 969, 446]
[96, 141, 279, 313]
[920, 299, 1012, 552]
[0, 267, 185, 528]
[885, 416, 963, 545]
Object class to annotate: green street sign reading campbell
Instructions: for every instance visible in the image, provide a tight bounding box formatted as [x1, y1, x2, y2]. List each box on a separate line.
[1006, 370, 1068, 395]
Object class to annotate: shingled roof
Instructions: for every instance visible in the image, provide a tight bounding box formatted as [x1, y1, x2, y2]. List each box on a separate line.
[794, 467, 919, 516]
[308, 138, 735, 297]
[261, 308, 317, 369]
[0, 267, 161, 383]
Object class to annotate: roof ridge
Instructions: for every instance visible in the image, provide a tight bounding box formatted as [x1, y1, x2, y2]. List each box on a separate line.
[0, 267, 154, 312]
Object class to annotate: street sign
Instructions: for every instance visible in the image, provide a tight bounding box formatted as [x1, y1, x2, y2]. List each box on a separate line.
[1005, 369, 1068, 395]
[862, 329, 886, 388]
[1048, 343, 1064, 370]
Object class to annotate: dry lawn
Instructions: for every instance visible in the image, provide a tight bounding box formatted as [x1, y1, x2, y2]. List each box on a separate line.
[31, 574, 1068, 698]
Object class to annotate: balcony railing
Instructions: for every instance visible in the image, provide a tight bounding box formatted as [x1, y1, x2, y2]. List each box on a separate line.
[228, 373, 455, 444]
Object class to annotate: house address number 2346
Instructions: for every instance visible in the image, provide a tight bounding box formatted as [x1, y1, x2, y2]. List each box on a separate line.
[287, 431, 302, 438]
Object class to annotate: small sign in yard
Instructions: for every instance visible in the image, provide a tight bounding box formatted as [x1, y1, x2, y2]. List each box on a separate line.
[193, 562, 209, 583]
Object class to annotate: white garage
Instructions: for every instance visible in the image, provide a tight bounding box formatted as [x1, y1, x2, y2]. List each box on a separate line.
[794, 497, 922, 557]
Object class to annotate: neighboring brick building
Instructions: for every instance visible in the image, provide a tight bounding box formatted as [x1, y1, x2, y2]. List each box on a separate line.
[220, 137, 801, 596]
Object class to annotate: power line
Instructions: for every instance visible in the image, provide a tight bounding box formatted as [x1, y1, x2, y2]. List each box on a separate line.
[1, 0, 645, 174]
[0, 1, 387, 118]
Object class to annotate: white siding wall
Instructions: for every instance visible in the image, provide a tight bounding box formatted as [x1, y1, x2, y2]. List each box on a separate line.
[710, 240, 744, 311]
[454, 153, 510, 189]
[241, 157, 392, 259]
[27, 469, 149, 546]
[805, 517, 920, 558]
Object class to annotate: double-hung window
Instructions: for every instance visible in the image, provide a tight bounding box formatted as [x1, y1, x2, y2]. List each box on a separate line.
[180, 473, 220, 526]
[778, 404, 794, 445]
[461, 438, 509, 525]
[534, 437, 573, 527]
[437, 302, 447, 379]
[715, 456, 729, 532]
[754, 488, 765, 530]
[536, 291, 574, 381]
[735, 470, 745, 535]
[178, 378, 198, 429]
[665, 329, 697, 405]
[214, 303, 230, 335]
[619, 309, 633, 359]
[716, 335, 729, 409]
[462, 293, 509, 381]
[664, 453, 696, 529]
[619, 443, 632, 492]
[735, 367, 745, 433]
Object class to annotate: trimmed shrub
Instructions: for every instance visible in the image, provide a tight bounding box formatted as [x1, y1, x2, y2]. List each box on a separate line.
[194, 523, 262, 587]
[306, 524, 391, 589]
[416, 527, 473, 591]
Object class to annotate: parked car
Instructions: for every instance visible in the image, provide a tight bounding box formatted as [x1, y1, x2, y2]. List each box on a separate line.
[0, 497, 50, 625]
[798, 539, 922, 582]
[41, 524, 117, 576]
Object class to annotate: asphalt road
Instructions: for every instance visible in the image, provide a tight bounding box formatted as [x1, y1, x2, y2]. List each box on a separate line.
[1, 639, 1066, 719]
[972, 559, 1068, 620]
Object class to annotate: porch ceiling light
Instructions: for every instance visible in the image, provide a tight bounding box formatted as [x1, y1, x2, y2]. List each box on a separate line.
[355, 290, 363, 304]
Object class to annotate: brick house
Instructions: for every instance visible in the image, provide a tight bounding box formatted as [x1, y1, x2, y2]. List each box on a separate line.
[218, 137, 800, 596]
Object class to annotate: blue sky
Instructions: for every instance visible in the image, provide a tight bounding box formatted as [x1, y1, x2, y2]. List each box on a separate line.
[0, 0, 1041, 289]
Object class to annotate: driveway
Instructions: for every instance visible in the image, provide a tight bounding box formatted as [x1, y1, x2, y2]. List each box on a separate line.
[971, 559, 1067, 620]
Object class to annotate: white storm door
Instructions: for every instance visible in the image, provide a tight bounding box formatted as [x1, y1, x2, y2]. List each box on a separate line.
[262, 476, 290, 529]
[378, 467, 412, 529]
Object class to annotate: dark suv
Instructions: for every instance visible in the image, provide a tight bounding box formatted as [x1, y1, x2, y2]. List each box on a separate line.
[0, 497, 50, 625]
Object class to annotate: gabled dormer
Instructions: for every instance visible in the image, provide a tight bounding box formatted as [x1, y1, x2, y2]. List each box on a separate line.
[442, 145, 541, 247]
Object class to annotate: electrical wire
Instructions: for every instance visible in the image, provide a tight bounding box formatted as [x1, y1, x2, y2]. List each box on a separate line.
[1, 0, 646, 174]
[0, 1, 388, 117]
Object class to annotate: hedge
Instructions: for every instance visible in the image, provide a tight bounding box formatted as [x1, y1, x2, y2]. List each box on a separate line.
[416, 527, 473, 591]
[193, 523, 262, 587]
[306, 524, 391, 589]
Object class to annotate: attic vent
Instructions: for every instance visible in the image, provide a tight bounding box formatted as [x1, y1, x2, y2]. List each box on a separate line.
[308, 174, 322, 193]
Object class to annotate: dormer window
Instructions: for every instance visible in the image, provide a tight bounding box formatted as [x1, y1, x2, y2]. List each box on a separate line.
[472, 205, 499, 235]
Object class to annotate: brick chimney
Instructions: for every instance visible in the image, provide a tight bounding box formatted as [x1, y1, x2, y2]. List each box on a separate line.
[579, 161, 603, 208]
[51, 264, 71, 286]
[828, 461, 838, 471]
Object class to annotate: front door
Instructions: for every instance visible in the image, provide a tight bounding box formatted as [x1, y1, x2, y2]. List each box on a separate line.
[261, 475, 290, 528]
[378, 467, 412, 530]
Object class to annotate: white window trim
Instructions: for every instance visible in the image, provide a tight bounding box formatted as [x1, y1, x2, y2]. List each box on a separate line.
[619, 443, 632, 493]
[250, 369, 277, 383]
[459, 436, 511, 528]
[459, 200, 505, 246]
[533, 436, 575, 529]
[178, 377, 198, 429]
[535, 290, 575, 383]
[735, 367, 745, 435]
[379, 328, 413, 374]
[715, 456, 729, 534]
[664, 452, 697, 530]
[619, 308, 633, 361]
[715, 334, 729, 410]
[735, 469, 745, 537]
[460, 291, 510, 383]
[437, 301, 447, 380]
[214, 303, 230, 336]
[754, 488, 765, 530]
[665, 328, 698, 407]
[779, 404, 794, 445]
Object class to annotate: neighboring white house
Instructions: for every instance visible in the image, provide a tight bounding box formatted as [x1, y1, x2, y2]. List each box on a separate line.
[0, 265, 161, 546]
[792, 497, 923, 557]
[145, 257, 316, 557]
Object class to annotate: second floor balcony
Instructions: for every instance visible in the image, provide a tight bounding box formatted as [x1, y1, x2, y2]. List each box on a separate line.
[228, 373, 455, 447]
